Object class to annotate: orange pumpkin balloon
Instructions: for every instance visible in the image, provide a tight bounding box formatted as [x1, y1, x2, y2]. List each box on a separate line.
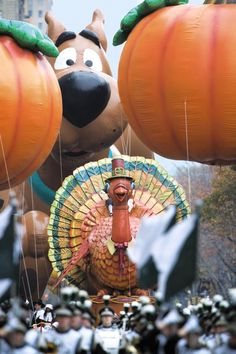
[118, 4, 236, 165]
[0, 36, 62, 190]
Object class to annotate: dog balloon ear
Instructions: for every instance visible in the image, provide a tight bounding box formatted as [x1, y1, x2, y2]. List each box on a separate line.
[86, 9, 107, 51]
[45, 11, 66, 44]
[131, 181, 135, 190]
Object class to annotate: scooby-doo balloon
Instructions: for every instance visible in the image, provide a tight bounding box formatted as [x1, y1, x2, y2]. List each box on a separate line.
[45, 10, 127, 172]
[18, 10, 152, 301]
[26, 10, 152, 212]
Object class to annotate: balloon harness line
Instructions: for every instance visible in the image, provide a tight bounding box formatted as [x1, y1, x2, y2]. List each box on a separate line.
[0, 135, 12, 193]
[184, 100, 192, 210]
[29, 179, 40, 299]
[19, 182, 34, 309]
[0, 135, 33, 309]
[58, 131, 64, 186]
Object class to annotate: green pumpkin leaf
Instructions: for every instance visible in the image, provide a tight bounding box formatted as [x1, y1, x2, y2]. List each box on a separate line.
[112, 29, 130, 46]
[113, 0, 188, 46]
[120, 8, 140, 30]
[0, 19, 58, 57]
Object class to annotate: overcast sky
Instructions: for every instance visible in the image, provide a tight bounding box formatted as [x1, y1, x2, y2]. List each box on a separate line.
[51, 0, 202, 174]
[51, 0, 202, 76]
[51, 0, 143, 76]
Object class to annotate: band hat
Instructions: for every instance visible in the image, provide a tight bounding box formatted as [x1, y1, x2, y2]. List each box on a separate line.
[82, 312, 92, 320]
[4, 318, 27, 333]
[54, 305, 72, 317]
[82, 309, 96, 322]
[157, 309, 183, 330]
[100, 308, 114, 317]
[73, 308, 82, 316]
[213, 315, 228, 327]
[72, 305, 83, 317]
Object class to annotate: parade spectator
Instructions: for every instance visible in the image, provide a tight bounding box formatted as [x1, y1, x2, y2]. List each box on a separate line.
[31, 299, 45, 326]
[43, 304, 54, 324]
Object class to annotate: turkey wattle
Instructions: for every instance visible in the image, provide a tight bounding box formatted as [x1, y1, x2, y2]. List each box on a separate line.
[48, 156, 189, 295]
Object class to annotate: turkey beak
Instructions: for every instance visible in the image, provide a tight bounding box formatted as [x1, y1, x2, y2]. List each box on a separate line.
[114, 186, 128, 202]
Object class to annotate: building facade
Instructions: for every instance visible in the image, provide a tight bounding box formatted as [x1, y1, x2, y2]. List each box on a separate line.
[0, 0, 20, 20]
[0, 0, 53, 32]
[24, 0, 53, 32]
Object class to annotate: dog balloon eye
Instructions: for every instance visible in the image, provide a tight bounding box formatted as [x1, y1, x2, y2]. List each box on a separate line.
[83, 49, 102, 72]
[85, 60, 93, 68]
[66, 59, 75, 66]
[54, 48, 77, 70]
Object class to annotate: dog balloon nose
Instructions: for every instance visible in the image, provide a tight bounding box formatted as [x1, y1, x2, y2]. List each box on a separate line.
[59, 71, 111, 128]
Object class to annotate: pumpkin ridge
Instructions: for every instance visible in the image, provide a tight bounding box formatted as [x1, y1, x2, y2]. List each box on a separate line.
[12, 56, 56, 182]
[121, 14, 152, 137]
[0, 39, 56, 186]
[158, 6, 192, 158]
[37, 55, 55, 156]
[208, 6, 220, 161]
[2, 53, 56, 188]
[0, 38, 23, 180]
[125, 13, 166, 146]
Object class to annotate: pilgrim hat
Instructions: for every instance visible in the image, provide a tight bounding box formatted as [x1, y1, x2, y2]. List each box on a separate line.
[106, 157, 134, 182]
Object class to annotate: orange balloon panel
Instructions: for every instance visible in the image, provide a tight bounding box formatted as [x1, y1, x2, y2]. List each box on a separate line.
[0, 36, 62, 189]
[118, 4, 236, 165]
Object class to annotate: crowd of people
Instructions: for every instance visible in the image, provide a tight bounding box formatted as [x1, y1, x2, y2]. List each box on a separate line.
[0, 287, 235, 353]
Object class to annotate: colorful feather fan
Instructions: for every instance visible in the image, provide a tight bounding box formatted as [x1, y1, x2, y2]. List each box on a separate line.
[48, 156, 189, 294]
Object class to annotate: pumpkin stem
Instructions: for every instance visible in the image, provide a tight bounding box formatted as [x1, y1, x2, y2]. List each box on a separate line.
[113, 0, 188, 46]
[0, 18, 58, 57]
